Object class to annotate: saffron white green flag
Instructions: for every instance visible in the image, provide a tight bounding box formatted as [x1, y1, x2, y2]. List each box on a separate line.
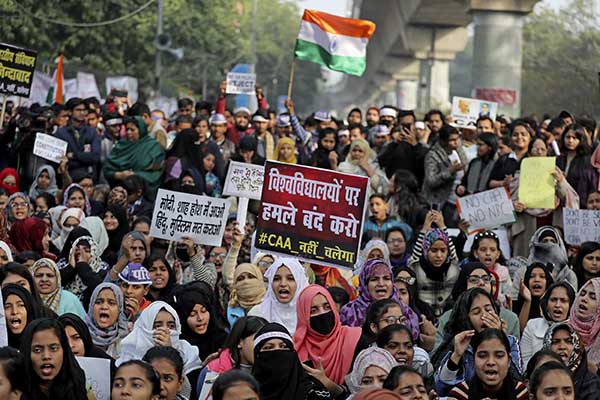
[294, 9, 376, 76]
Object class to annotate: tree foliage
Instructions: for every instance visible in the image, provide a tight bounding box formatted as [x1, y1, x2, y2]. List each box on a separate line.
[0, 0, 321, 110]
[522, 0, 600, 118]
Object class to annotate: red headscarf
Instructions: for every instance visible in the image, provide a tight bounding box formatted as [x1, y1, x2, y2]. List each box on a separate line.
[9, 217, 56, 260]
[292, 284, 361, 385]
[0, 168, 19, 195]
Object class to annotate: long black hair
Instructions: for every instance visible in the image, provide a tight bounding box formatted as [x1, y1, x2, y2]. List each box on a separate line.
[0, 262, 49, 315]
[212, 370, 261, 400]
[539, 282, 575, 322]
[392, 266, 435, 322]
[573, 241, 600, 289]
[376, 324, 415, 349]
[2, 283, 44, 348]
[20, 318, 88, 400]
[525, 349, 563, 380]
[529, 361, 574, 399]
[144, 252, 177, 302]
[0, 346, 25, 395]
[143, 346, 184, 380]
[383, 365, 424, 392]
[513, 262, 554, 319]
[431, 288, 499, 369]
[222, 316, 267, 368]
[114, 360, 161, 396]
[361, 298, 402, 343]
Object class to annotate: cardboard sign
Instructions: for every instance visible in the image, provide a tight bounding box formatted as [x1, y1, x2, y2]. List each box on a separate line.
[451, 96, 498, 129]
[255, 161, 369, 270]
[223, 161, 264, 200]
[33, 133, 68, 163]
[519, 157, 555, 209]
[150, 189, 230, 246]
[0, 43, 37, 97]
[457, 188, 515, 232]
[76, 357, 111, 400]
[226, 72, 256, 95]
[563, 208, 600, 245]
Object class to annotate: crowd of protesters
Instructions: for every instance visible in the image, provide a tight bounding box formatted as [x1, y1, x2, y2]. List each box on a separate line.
[0, 78, 598, 400]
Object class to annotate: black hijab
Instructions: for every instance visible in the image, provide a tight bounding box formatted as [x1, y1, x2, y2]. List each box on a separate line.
[144, 253, 178, 302]
[170, 281, 228, 360]
[252, 322, 315, 400]
[513, 262, 554, 320]
[2, 283, 42, 349]
[104, 204, 129, 253]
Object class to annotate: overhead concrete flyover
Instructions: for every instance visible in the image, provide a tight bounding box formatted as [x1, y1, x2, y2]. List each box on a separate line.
[324, 0, 540, 118]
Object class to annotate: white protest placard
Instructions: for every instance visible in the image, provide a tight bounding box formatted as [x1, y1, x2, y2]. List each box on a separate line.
[76, 356, 111, 400]
[451, 96, 498, 129]
[226, 72, 256, 95]
[150, 189, 230, 246]
[456, 187, 515, 232]
[563, 208, 600, 245]
[0, 288, 7, 347]
[223, 161, 264, 200]
[33, 133, 68, 163]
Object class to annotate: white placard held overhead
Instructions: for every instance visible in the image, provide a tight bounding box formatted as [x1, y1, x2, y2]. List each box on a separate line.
[451, 96, 498, 129]
[33, 133, 68, 163]
[456, 187, 515, 233]
[226, 72, 256, 95]
[563, 208, 600, 245]
[223, 161, 264, 200]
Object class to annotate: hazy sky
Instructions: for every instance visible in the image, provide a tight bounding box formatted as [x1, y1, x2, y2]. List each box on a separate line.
[294, 0, 349, 16]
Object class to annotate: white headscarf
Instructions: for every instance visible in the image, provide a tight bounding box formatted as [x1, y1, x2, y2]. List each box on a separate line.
[117, 301, 203, 374]
[0, 240, 13, 262]
[48, 205, 67, 239]
[354, 239, 391, 275]
[80, 216, 109, 255]
[259, 257, 309, 335]
[52, 207, 85, 251]
[345, 347, 398, 393]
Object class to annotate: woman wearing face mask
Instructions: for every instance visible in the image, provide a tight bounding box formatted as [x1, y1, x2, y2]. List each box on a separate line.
[253, 322, 335, 400]
[196, 316, 267, 399]
[432, 288, 522, 396]
[446, 329, 528, 400]
[3, 283, 45, 349]
[377, 324, 434, 385]
[514, 262, 555, 332]
[435, 262, 520, 350]
[31, 258, 86, 318]
[573, 241, 600, 289]
[248, 257, 309, 335]
[542, 322, 600, 400]
[51, 207, 85, 252]
[341, 259, 406, 327]
[521, 282, 575, 367]
[294, 284, 362, 389]
[345, 347, 398, 395]
[408, 210, 459, 320]
[20, 318, 89, 400]
[85, 282, 130, 359]
[568, 278, 600, 366]
[226, 263, 266, 327]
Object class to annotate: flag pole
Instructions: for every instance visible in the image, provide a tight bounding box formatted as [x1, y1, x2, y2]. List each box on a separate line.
[0, 95, 7, 129]
[287, 58, 296, 99]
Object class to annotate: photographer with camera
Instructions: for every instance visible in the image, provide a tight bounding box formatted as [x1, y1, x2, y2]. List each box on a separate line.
[55, 97, 101, 182]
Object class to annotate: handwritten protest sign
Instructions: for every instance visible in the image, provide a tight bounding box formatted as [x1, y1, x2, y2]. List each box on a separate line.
[451, 96, 498, 129]
[223, 161, 264, 200]
[150, 189, 230, 246]
[226, 72, 256, 95]
[456, 188, 515, 232]
[77, 357, 110, 400]
[0, 43, 37, 97]
[563, 208, 600, 245]
[519, 157, 555, 209]
[33, 133, 68, 163]
[255, 161, 369, 270]
[0, 288, 6, 347]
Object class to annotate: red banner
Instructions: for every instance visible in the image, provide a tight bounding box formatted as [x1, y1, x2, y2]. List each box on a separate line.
[474, 88, 518, 106]
[255, 161, 369, 270]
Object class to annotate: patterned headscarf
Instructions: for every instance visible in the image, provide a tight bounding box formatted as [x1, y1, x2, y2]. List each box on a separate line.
[345, 347, 398, 393]
[569, 278, 600, 364]
[31, 258, 63, 313]
[85, 283, 129, 348]
[108, 186, 129, 208]
[65, 236, 104, 298]
[543, 322, 584, 373]
[422, 228, 450, 256]
[62, 183, 92, 216]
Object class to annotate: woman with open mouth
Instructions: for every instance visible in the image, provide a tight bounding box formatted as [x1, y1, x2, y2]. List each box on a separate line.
[569, 278, 600, 366]
[542, 322, 600, 400]
[2, 283, 44, 349]
[432, 288, 522, 397]
[248, 257, 309, 335]
[20, 318, 89, 400]
[340, 258, 405, 327]
[514, 262, 554, 332]
[521, 282, 575, 367]
[446, 328, 528, 400]
[85, 282, 130, 359]
[31, 258, 86, 318]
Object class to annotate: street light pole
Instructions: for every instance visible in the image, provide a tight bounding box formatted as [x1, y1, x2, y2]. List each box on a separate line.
[155, 0, 164, 95]
[250, 0, 257, 73]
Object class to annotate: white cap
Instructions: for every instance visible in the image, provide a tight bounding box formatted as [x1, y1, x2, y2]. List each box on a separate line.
[415, 121, 425, 130]
[380, 107, 396, 118]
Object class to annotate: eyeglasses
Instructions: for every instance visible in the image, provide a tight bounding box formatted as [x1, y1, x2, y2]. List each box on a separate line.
[10, 202, 27, 209]
[394, 276, 416, 286]
[258, 260, 273, 268]
[467, 275, 492, 285]
[380, 316, 407, 325]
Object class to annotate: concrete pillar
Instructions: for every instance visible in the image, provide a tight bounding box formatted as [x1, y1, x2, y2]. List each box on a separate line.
[471, 10, 527, 117]
[417, 59, 450, 113]
[396, 80, 418, 110]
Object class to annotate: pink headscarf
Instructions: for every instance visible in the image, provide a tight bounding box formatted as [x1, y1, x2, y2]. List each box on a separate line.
[569, 278, 600, 364]
[293, 284, 362, 385]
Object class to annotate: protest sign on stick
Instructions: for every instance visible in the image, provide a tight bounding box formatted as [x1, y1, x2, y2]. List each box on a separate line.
[456, 187, 515, 233]
[518, 157, 555, 209]
[76, 357, 110, 400]
[150, 189, 230, 246]
[223, 161, 264, 200]
[0, 43, 37, 98]
[450, 96, 498, 129]
[33, 133, 68, 163]
[226, 72, 256, 95]
[563, 208, 600, 245]
[255, 161, 369, 270]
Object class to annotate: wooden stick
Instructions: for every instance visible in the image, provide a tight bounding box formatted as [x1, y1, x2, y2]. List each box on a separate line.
[0, 95, 6, 129]
[287, 58, 296, 99]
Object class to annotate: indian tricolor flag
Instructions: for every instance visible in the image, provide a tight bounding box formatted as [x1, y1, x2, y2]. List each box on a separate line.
[295, 10, 375, 76]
